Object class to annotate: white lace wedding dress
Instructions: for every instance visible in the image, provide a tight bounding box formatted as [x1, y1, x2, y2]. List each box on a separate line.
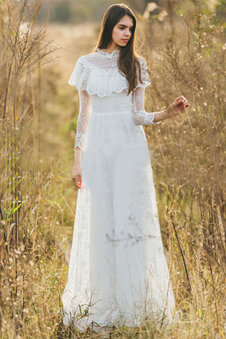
[61, 47, 177, 332]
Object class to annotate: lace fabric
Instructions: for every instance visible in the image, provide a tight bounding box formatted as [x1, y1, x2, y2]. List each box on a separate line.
[132, 87, 161, 126]
[74, 90, 92, 150]
[69, 49, 161, 150]
[63, 48, 177, 330]
[68, 47, 151, 95]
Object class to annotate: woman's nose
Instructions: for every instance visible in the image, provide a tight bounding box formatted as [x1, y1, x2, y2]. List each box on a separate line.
[124, 29, 130, 37]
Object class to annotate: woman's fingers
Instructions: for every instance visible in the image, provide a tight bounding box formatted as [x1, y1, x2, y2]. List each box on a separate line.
[72, 174, 82, 189]
[168, 95, 190, 117]
[76, 174, 81, 189]
[175, 96, 189, 108]
[176, 95, 189, 104]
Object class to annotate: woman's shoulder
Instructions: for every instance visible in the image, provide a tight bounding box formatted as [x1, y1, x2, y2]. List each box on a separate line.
[136, 55, 148, 68]
[135, 55, 151, 89]
[135, 55, 149, 75]
[68, 53, 97, 89]
[76, 52, 98, 67]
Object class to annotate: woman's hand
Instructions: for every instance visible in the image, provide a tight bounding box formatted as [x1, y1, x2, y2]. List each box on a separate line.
[166, 95, 190, 118]
[72, 162, 82, 189]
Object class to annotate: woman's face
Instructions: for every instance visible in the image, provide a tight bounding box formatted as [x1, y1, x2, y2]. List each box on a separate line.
[112, 15, 134, 48]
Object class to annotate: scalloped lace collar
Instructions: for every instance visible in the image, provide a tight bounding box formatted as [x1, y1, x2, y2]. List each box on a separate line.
[96, 47, 120, 57]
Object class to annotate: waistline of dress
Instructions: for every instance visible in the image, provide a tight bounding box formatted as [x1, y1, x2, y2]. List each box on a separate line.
[91, 110, 132, 116]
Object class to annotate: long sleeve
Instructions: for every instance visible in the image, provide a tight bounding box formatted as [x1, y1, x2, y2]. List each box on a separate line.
[132, 57, 161, 126]
[74, 90, 92, 150]
[132, 86, 161, 125]
[68, 57, 92, 151]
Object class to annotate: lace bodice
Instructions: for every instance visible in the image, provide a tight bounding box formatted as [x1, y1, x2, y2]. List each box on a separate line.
[68, 48, 161, 150]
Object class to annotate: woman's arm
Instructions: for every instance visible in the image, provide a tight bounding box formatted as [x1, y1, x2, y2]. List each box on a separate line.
[132, 85, 189, 125]
[72, 89, 92, 189]
[74, 90, 92, 150]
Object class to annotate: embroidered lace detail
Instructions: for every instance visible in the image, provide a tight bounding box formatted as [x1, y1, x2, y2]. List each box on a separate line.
[132, 87, 162, 125]
[135, 58, 152, 89]
[69, 52, 161, 151]
[74, 90, 92, 151]
[96, 47, 120, 57]
[68, 52, 151, 97]
[63, 50, 176, 330]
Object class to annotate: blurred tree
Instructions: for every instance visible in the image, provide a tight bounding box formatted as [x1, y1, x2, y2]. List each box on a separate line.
[35, 0, 159, 24]
[215, 0, 226, 24]
[50, 1, 71, 23]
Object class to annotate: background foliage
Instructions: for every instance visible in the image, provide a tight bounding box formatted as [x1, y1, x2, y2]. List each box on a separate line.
[0, 0, 225, 337]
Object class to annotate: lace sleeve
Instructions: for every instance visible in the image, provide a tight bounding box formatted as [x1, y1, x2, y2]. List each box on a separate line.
[68, 57, 92, 150]
[74, 90, 92, 151]
[132, 58, 162, 125]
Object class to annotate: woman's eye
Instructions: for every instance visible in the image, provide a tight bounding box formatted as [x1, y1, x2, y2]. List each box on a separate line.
[118, 26, 133, 32]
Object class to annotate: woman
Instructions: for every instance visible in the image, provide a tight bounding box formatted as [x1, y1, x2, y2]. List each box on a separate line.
[62, 3, 189, 333]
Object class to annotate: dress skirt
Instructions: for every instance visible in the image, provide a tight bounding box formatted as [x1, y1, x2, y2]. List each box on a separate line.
[61, 105, 177, 331]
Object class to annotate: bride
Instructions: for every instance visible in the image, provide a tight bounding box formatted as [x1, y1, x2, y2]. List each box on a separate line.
[61, 3, 189, 333]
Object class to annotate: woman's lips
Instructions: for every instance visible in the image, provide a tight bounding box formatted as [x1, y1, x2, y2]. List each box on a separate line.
[122, 39, 129, 42]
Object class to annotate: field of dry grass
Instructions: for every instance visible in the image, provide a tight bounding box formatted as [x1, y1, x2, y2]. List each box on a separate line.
[0, 0, 225, 338]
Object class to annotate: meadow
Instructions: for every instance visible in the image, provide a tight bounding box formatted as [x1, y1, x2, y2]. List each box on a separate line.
[0, 0, 225, 338]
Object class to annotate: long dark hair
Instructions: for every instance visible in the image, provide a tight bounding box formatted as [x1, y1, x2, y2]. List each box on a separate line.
[93, 3, 144, 96]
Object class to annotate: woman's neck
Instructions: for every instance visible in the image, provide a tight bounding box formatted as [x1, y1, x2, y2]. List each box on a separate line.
[100, 43, 120, 54]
